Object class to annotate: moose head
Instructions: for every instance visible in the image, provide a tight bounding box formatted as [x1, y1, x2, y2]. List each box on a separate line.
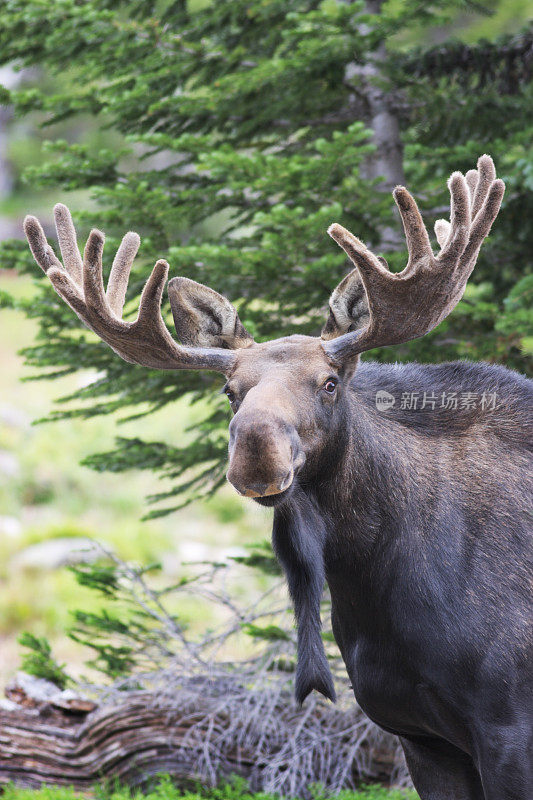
[24, 155, 504, 508]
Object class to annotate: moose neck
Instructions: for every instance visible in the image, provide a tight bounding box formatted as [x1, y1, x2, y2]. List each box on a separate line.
[318, 394, 432, 595]
[297, 389, 418, 562]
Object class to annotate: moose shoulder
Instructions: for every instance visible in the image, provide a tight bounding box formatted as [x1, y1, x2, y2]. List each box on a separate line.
[25, 155, 533, 800]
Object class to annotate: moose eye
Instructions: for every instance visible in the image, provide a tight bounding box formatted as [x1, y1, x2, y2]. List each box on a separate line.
[323, 378, 338, 394]
[225, 388, 236, 404]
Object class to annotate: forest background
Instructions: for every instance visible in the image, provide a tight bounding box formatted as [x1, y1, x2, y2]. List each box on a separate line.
[0, 0, 531, 694]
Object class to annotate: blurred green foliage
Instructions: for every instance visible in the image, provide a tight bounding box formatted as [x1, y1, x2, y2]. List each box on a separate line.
[0, 0, 531, 512]
[0, 279, 270, 684]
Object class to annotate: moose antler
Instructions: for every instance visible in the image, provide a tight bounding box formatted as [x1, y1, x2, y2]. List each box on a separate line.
[323, 155, 505, 362]
[23, 205, 235, 373]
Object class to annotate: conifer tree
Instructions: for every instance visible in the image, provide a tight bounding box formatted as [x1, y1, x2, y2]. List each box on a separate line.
[0, 0, 531, 511]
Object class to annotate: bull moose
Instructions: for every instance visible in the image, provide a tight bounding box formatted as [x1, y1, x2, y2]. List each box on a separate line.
[24, 155, 532, 799]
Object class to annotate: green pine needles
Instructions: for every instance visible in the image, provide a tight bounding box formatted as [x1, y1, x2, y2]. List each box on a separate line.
[17, 632, 70, 689]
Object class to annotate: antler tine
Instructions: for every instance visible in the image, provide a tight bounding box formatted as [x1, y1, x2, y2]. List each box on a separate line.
[326, 224, 389, 285]
[83, 229, 108, 312]
[137, 259, 170, 327]
[107, 231, 140, 316]
[325, 224, 389, 349]
[54, 204, 83, 285]
[323, 156, 504, 363]
[24, 215, 63, 273]
[472, 154, 496, 218]
[434, 219, 451, 249]
[465, 169, 478, 204]
[460, 177, 505, 270]
[24, 206, 235, 374]
[392, 186, 432, 268]
[436, 172, 470, 263]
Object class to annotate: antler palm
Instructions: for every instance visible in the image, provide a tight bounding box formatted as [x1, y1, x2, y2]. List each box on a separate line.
[324, 155, 504, 361]
[23, 206, 233, 372]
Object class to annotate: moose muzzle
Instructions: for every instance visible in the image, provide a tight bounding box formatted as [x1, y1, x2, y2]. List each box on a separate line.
[226, 408, 303, 499]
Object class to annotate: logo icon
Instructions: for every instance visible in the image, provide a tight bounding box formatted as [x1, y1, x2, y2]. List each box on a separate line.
[375, 390, 395, 412]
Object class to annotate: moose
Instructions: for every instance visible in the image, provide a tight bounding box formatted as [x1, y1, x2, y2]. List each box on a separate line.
[24, 155, 532, 799]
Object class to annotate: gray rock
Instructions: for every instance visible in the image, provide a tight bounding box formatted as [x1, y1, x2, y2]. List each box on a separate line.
[11, 537, 101, 571]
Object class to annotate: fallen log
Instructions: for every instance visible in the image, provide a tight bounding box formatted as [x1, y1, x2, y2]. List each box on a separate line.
[0, 673, 405, 794]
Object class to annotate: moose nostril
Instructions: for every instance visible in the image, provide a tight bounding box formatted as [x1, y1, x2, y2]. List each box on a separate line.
[226, 471, 254, 497]
[226, 471, 294, 498]
[246, 482, 270, 497]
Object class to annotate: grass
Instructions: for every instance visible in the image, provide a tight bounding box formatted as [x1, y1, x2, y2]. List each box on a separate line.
[0, 776, 418, 800]
[0, 271, 271, 687]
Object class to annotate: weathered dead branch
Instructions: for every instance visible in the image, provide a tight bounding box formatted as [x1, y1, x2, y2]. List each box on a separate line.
[1, 547, 409, 796]
[0, 673, 405, 795]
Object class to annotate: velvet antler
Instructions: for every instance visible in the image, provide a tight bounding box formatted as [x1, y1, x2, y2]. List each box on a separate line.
[322, 155, 505, 362]
[24, 205, 235, 373]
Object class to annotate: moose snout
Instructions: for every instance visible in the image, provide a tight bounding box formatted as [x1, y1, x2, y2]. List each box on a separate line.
[226, 415, 303, 499]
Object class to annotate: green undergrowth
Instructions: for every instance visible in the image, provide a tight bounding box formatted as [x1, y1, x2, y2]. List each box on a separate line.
[0, 775, 418, 800]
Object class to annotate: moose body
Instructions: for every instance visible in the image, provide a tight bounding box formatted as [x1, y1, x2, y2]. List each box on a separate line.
[273, 358, 532, 799]
[25, 155, 533, 798]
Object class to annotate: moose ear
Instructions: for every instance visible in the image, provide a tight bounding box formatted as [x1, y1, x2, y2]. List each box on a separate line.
[321, 266, 372, 340]
[167, 277, 254, 350]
